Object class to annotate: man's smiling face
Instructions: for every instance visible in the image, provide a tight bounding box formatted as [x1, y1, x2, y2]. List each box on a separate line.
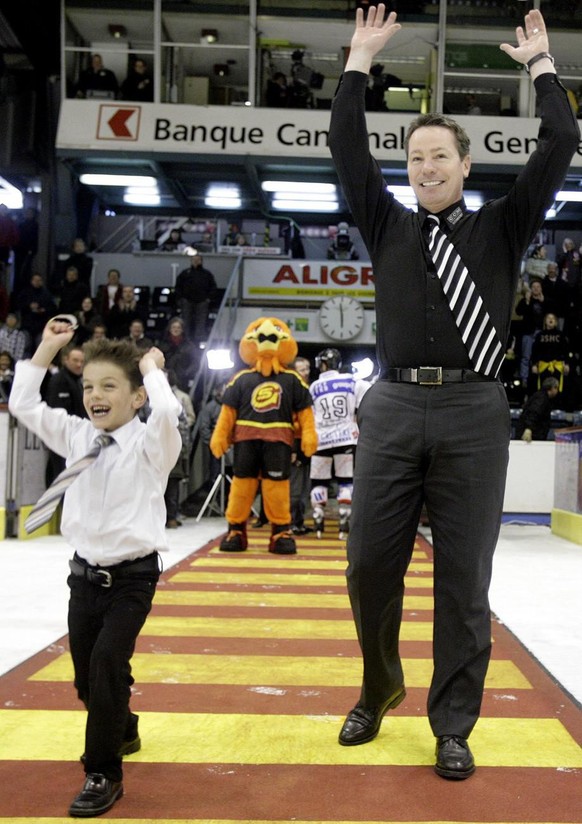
[407, 125, 471, 213]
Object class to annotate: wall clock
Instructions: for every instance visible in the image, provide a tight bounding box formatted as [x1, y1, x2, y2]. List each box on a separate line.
[318, 296, 365, 341]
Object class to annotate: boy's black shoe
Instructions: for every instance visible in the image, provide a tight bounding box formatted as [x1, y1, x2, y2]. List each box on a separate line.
[69, 773, 123, 817]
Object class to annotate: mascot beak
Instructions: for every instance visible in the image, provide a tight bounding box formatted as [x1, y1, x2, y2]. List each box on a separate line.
[249, 318, 289, 354]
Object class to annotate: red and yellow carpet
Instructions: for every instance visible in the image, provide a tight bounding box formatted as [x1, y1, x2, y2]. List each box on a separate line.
[0, 525, 581, 823]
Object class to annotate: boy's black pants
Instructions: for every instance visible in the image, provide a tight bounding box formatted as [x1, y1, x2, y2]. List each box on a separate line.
[67, 553, 159, 782]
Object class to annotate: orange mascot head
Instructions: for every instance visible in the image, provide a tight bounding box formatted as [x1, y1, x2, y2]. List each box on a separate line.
[239, 317, 298, 377]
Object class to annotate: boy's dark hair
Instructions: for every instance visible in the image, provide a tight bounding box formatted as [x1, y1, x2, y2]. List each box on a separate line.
[82, 338, 143, 389]
[404, 113, 471, 160]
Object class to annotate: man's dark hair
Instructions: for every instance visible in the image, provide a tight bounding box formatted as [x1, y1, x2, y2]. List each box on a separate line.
[404, 113, 471, 160]
[83, 338, 143, 389]
[541, 376, 559, 391]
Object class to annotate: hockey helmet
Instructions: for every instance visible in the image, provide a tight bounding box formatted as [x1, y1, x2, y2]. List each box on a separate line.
[315, 347, 342, 371]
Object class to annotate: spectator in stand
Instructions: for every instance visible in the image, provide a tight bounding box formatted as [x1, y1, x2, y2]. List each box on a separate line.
[514, 376, 560, 441]
[96, 268, 123, 320]
[0, 203, 18, 270]
[0, 282, 8, 322]
[164, 367, 195, 528]
[88, 320, 108, 342]
[530, 311, 571, 394]
[44, 342, 88, 483]
[74, 296, 102, 345]
[198, 380, 228, 494]
[63, 238, 93, 287]
[524, 244, 549, 282]
[266, 72, 290, 107]
[0, 350, 14, 402]
[158, 228, 185, 252]
[16, 272, 57, 347]
[13, 206, 39, 299]
[515, 279, 546, 385]
[541, 260, 569, 328]
[0, 312, 30, 361]
[557, 237, 581, 291]
[59, 266, 90, 315]
[125, 318, 154, 351]
[76, 53, 119, 99]
[157, 316, 198, 392]
[107, 285, 146, 340]
[120, 57, 153, 102]
[174, 253, 217, 343]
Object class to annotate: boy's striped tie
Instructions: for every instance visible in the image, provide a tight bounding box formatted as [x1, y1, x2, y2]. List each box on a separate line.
[426, 215, 504, 378]
[24, 434, 113, 534]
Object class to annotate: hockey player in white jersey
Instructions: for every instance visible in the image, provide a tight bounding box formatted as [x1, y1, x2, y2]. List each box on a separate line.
[309, 348, 370, 538]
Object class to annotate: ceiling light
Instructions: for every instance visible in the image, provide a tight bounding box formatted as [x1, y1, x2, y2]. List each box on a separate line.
[272, 199, 339, 212]
[270, 191, 338, 202]
[214, 64, 229, 77]
[555, 190, 582, 202]
[123, 192, 161, 206]
[0, 176, 23, 209]
[108, 24, 127, 39]
[205, 196, 242, 209]
[201, 29, 218, 44]
[80, 174, 157, 187]
[262, 181, 336, 194]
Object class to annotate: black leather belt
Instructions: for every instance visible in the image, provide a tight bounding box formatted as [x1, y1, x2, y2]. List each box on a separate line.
[383, 367, 496, 385]
[69, 553, 159, 588]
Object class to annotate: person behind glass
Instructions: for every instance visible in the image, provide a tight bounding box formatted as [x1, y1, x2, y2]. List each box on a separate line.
[290, 355, 313, 535]
[13, 206, 39, 299]
[328, 4, 579, 779]
[74, 297, 102, 345]
[120, 57, 153, 102]
[96, 269, 123, 320]
[63, 238, 94, 288]
[541, 260, 569, 329]
[174, 253, 217, 344]
[125, 318, 154, 351]
[88, 320, 109, 342]
[524, 243, 548, 281]
[76, 53, 119, 99]
[465, 93, 482, 115]
[556, 236, 581, 291]
[0, 311, 31, 362]
[164, 367, 195, 528]
[45, 342, 87, 483]
[8, 318, 181, 817]
[0, 350, 14, 402]
[266, 72, 290, 107]
[198, 380, 228, 493]
[16, 272, 57, 347]
[157, 315, 198, 392]
[515, 278, 546, 385]
[514, 375, 560, 441]
[59, 265, 91, 315]
[107, 285, 146, 340]
[529, 311, 571, 394]
[158, 228, 185, 252]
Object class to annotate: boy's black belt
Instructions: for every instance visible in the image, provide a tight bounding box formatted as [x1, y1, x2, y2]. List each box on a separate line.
[383, 367, 496, 385]
[69, 553, 159, 588]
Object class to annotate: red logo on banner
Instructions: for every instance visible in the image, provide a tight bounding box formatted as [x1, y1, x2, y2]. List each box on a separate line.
[96, 105, 141, 141]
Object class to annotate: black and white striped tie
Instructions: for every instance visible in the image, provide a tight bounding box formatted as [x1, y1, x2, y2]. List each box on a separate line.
[426, 215, 504, 378]
[24, 434, 114, 534]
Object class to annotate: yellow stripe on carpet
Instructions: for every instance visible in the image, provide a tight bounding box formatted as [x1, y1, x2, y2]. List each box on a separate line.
[169, 571, 434, 588]
[30, 654, 531, 689]
[0, 710, 579, 767]
[191, 558, 434, 573]
[153, 590, 434, 610]
[208, 546, 429, 560]
[0, 821, 576, 824]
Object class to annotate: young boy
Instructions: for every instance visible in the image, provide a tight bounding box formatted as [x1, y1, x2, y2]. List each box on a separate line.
[9, 317, 182, 818]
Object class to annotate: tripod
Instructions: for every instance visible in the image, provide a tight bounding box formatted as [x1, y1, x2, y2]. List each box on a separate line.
[196, 455, 232, 521]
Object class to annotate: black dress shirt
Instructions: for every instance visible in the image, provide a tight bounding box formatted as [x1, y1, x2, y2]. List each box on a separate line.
[329, 72, 580, 375]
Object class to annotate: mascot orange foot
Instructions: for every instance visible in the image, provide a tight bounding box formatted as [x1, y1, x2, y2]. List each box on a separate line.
[210, 317, 317, 555]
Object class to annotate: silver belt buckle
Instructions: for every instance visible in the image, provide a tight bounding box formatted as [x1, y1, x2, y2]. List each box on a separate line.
[415, 366, 442, 385]
[95, 569, 113, 588]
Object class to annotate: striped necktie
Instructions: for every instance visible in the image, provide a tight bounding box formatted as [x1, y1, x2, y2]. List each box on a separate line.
[24, 434, 114, 534]
[426, 215, 504, 378]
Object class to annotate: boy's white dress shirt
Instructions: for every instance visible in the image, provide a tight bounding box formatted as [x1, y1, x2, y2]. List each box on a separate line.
[9, 361, 182, 566]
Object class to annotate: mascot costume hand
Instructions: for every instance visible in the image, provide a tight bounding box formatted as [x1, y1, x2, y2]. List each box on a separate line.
[210, 317, 316, 554]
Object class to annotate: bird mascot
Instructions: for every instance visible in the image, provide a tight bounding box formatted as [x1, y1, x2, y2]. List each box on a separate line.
[210, 317, 317, 554]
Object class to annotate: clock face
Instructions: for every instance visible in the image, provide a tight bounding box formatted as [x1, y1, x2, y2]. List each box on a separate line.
[318, 296, 365, 341]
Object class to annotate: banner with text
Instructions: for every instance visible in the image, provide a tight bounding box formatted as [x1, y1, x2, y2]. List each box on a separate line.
[242, 259, 376, 301]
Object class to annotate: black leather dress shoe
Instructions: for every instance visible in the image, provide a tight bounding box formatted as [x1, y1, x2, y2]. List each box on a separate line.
[69, 773, 123, 817]
[338, 686, 406, 746]
[434, 735, 475, 779]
